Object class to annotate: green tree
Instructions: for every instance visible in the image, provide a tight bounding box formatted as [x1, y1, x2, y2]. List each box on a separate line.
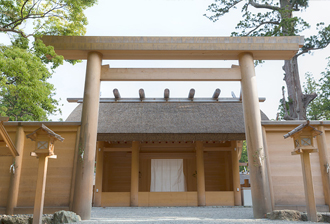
[205, 0, 330, 120]
[239, 141, 248, 172]
[0, 0, 97, 121]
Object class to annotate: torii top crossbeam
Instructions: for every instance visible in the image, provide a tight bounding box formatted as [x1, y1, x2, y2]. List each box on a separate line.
[41, 36, 304, 60]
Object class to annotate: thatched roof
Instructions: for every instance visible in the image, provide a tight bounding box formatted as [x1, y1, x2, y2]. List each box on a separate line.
[26, 124, 64, 142]
[66, 103, 268, 141]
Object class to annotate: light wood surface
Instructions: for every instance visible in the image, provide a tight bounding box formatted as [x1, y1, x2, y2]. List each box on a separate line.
[6, 126, 25, 214]
[130, 141, 139, 207]
[41, 36, 303, 60]
[262, 126, 275, 211]
[205, 192, 234, 206]
[32, 155, 49, 224]
[300, 151, 317, 222]
[94, 142, 104, 207]
[196, 141, 206, 206]
[316, 126, 330, 208]
[69, 127, 80, 210]
[72, 52, 102, 220]
[239, 52, 272, 218]
[101, 67, 242, 81]
[231, 142, 242, 206]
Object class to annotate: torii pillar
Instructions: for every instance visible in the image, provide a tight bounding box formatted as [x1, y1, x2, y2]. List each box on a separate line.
[72, 51, 103, 220]
[239, 53, 272, 218]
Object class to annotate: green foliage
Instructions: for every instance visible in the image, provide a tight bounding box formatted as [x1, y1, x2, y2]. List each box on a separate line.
[239, 141, 248, 172]
[0, 45, 60, 121]
[204, 0, 330, 57]
[0, 0, 96, 121]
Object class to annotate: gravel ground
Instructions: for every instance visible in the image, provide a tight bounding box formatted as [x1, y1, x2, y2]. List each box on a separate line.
[76, 207, 320, 224]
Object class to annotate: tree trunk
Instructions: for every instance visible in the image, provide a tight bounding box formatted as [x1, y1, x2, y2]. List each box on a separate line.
[282, 57, 317, 120]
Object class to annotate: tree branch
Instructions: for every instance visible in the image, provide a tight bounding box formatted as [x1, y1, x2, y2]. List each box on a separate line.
[249, 0, 281, 11]
[245, 21, 280, 36]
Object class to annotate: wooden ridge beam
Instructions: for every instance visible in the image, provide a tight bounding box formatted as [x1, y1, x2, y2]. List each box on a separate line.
[101, 66, 242, 81]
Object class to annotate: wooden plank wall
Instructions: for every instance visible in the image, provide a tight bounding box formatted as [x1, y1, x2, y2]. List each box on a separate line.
[102, 150, 233, 193]
[205, 151, 233, 191]
[266, 130, 325, 207]
[0, 125, 79, 212]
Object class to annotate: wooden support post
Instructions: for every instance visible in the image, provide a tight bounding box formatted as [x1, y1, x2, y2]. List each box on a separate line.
[262, 126, 275, 211]
[72, 51, 103, 220]
[94, 141, 104, 207]
[239, 52, 272, 218]
[196, 141, 205, 206]
[300, 151, 317, 222]
[32, 155, 49, 224]
[6, 126, 25, 215]
[232, 141, 242, 206]
[131, 141, 140, 207]
[316, 125, 330, 208]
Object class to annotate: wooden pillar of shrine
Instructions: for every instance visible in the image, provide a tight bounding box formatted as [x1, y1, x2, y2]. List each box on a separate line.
[131, 141, 140, 207]
[232, 141, 242, 206]
[6, 126, 25, 215]
[196, 141, 206, 206]
[239, 52, 272, 218]
[72, 51, 103, 220]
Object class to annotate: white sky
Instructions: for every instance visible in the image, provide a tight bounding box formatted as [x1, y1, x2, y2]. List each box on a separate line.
[2, 0, 330, 121]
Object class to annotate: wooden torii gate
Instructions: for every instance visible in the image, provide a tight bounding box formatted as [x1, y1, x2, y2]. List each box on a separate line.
[42, 35, 304, 220]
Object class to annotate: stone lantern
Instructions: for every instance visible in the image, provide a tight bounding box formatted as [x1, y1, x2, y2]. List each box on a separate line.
[26, 124, 64, 224]
[284, 121, 322, 222]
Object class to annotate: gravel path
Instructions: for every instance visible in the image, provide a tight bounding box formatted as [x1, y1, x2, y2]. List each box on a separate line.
[76, 207, 319, 224]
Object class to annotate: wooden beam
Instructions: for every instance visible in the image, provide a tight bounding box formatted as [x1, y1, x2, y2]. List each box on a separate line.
[41, 36, 304, 60]
[113, 89, 120, 99]
[0, 123, 18, 157]
[104, 147, 132, 152]
[203, 147, 231, 151]
[139, 89, 145, 99]
[164, 89, 170, 99]
[101, 67, 242, 81]
[188, 89, 195, 99]
[139, 152, 196, 159]
[212, 88, 221, 99]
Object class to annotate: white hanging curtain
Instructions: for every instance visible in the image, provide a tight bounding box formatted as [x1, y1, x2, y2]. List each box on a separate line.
[150, 159, 186, 192]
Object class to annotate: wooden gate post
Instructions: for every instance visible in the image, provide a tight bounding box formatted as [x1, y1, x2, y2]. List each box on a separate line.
[72, 51, 103, 220]
[239, 52, 272, 218]
[196, 141, 206, 206]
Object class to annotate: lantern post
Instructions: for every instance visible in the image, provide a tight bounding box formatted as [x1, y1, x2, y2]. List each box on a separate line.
[284, 121, 322, 222]
[26, 124, 64, 224]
